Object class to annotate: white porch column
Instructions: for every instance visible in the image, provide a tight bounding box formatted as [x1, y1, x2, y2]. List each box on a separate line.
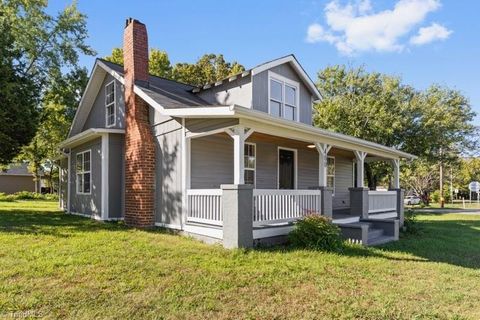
[353, 150, 367, 188]
[181, 118, 191, 228]
[315, 143, 332, 187]
[226, 126, 254, 184]
[392, 159, 400, 189]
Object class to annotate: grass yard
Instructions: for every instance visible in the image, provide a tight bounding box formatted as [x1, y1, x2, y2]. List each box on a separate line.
[1, 201, 480, 319]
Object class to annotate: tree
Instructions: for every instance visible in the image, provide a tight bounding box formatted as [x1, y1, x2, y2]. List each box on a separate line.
[314, 65, 477, 189]
[18, 69, 88, 193]
[105, 48, 173, 78]
[0, 0, 94, 165]
[171, 54, 245, 86]
[0, 18, 38, 164]
[105, 49, 245, 86]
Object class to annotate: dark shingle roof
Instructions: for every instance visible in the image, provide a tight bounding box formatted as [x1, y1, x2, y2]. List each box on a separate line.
[98, 59, 216, 109]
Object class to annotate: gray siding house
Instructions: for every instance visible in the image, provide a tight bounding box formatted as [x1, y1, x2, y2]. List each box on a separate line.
[59, 19, 415, 247]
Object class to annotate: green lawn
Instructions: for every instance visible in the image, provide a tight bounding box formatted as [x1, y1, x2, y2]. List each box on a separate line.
[1, 201, 480, 319]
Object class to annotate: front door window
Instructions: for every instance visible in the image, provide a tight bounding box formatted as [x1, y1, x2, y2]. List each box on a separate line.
[279, 149, 295, 189]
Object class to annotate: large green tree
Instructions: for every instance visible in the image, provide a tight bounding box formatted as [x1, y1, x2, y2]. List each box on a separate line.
[0, 0, 94, 165]
[104, 49, 244, 86]
[314, 65, 477, 189]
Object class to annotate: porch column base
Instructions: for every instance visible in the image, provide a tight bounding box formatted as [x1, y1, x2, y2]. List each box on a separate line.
[221, 184, 253, 249]
[389, 188, 405, 227]
[309, 186, 333, 218]
[349, 187, 369, 219]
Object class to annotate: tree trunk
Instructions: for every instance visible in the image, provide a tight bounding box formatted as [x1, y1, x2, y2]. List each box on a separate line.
[365, 163, 376, 190]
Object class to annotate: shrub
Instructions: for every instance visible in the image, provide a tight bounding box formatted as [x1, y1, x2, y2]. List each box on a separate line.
[403, 209, 421, 235]
[14, 191, 42, 200]
[289, 214, 343, 251]
[0, 193, 15, 202]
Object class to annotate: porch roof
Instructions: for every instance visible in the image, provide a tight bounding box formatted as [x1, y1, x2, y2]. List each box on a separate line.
[158, 104, 416, 160]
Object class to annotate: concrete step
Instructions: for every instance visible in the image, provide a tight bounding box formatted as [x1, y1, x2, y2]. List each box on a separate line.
[367, 235, 397, 246]
[367, 228, 384, 240]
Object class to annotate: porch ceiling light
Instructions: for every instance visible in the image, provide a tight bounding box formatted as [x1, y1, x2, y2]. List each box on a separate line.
[307, 144, 316, 149]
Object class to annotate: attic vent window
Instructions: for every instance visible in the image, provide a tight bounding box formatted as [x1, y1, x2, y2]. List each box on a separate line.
[268, 71, 299, 122]
[105, 80, 116, 127]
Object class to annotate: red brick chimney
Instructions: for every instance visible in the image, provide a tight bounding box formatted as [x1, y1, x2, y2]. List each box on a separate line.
[123, 18, 155, 227]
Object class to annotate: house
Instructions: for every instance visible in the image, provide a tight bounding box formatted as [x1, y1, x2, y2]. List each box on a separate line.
[0, 163, 44, 194]
[58, 18, 416, 247]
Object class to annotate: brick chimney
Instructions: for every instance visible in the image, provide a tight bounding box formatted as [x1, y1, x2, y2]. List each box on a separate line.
[123, 18, 155, 227]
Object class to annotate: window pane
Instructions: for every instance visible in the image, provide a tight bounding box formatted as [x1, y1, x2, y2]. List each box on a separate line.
[270, 100, 281, 117]
[270, 79, 282, 101]
[327, 157, 335, 175]
[106, 83, 115, 104]
[327, 176, 334, 188]
[244, 144, 255, 169]
[284, 105, 295, 121]
[84, 173, 91, 193]
[244, 170, 255, 185]
[285, 85, 296, 106]
[84, 152, 90, 171]
[76, 154, 82, 172]
[77, 174, 83, 193]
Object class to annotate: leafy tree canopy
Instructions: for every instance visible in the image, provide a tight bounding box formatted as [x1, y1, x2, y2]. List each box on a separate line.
[0, 0, 94, 165]
[104, 48, 244, 86]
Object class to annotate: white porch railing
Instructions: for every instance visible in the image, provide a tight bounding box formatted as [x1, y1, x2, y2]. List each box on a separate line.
[253, 189, 322, 227]
[368, 191, 397, 214]
[186, 189, 223, 226]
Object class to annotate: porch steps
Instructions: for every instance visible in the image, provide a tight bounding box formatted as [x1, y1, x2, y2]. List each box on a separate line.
[337, 219, 398, 246]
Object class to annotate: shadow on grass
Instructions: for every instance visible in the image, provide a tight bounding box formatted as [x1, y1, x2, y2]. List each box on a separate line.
[255, 217, 480, 269]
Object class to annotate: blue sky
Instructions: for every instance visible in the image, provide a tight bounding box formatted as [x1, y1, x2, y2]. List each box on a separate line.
[48, 0, 480, 124]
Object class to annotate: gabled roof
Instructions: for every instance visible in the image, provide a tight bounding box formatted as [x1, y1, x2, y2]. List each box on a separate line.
[192, 55, 322, 102]
[68, 59, 218, 137]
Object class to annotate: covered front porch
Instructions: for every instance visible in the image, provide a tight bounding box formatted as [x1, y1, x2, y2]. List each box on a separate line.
[180, 117, 410, 247]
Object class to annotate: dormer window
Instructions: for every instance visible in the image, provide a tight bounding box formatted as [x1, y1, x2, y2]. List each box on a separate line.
[105, 80, 116, 127]
[268, 71, 299, 121]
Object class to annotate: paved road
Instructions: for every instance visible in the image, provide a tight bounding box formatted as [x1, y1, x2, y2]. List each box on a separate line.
[414, 207, 480, 215]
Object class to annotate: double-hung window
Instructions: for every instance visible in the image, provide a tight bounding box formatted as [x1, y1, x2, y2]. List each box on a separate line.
[268, 71, 299, 121]
[105, 81, 116, 127]
[76, 150, 91, 194]
[244, 143, 256, 185]
[327, 156, 335, 191]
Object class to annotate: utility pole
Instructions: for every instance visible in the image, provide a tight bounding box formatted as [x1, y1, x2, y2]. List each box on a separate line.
[439, 148, 444, 208]
[450, 167, 453, 203]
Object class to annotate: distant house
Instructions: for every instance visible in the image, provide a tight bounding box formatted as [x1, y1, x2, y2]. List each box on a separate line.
[59, 19, 416, 247]
[0, 163, 43, 194]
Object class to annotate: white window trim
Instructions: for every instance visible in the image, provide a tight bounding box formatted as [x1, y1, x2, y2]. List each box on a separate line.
[76, 149, 92, 195]
[277, 146, 298, 189]
[244, 142, 256, 187]
[267, 70, 300, 122]
[105, 80, 116, 128]
[327, 156, 335, 195]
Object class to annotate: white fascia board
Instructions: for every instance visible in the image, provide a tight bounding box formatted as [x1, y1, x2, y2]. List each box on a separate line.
[232, 106, 416, 160]
[251, 55, 322, 101]
[59, 128, 125, 149]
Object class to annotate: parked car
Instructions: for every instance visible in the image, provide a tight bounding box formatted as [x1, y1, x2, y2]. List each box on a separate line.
[404, 195, 421, 205]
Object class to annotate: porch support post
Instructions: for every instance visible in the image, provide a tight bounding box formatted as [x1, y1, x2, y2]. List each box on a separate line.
[221, 184, 253, 248]
[392, 159, 400, 189]
[353, 150, 367, 188]
[349, 187, 369, 219]
[315, 143, 332, 187]
[181, 117, 191, 228]
[226, 126, 254, 185]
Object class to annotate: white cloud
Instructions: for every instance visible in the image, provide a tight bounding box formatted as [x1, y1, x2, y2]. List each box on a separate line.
[410, 22, 452, 45]
[306, 0, 450, 55]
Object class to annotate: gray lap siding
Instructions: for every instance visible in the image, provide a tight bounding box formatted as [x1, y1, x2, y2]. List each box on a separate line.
[190, 133, 354, 210]
[69, 138, 102, 216]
